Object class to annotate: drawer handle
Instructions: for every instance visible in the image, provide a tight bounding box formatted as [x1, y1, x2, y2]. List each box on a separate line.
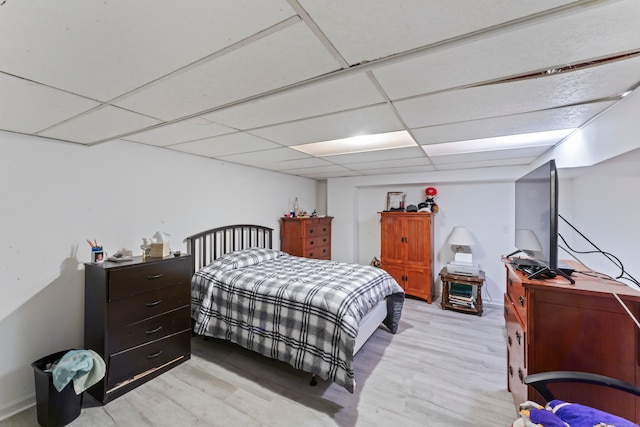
[508, 336, 512, 347]
[145, 326, 163, 335]
[504, 306, 509, 316]
[322, 248, 326, 253]
[147, 350, 163, 359]
[310, 241, 315, 245]
[309, 252, 313, 257]
[509, 279, 512, 287]
[322, 238, 327, 243]
[322, 227, 327, 232]
[509, 365, 513, 377]
[518, 368, 524, 383]
[309, 229, 314, 234]
[519, 295, 525, 307]
[515, 331, 521, 345]
[146, 299, 163, 307]
[147, 273, 164, 280]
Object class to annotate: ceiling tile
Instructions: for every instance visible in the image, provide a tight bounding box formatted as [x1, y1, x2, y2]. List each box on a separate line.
[326, 146, 426, 165]
[0, 73, 99, 134]
[39, 106, 161, 144]
[115, 21, 343, 121]
[218, 147, 311, 167]
[434, 157, 537, 170]
[428, 146, 550, 164]
[123, 118, 236, 147]
[373, 0, 640, 99]
[249, 104, 403, 146]
[340, 157, 432, 170]
[203, 73, 385, 129]
[299, 0, 576, 64]
[411, 102, 615, 145]
[171, 132, 282, 158]
[395, 56, 640, 128]
[272, 157, 337, 171]
[355, 165, 436, 175]
[0, 0, 295, 101]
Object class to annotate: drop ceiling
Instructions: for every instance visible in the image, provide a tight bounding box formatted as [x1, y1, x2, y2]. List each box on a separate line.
[1, 0, 639, 180]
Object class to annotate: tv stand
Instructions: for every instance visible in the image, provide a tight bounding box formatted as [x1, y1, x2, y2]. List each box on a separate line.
[505, 260, 640, 422]
[510, 257, 575, 284]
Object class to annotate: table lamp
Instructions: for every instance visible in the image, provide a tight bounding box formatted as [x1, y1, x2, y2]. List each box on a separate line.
[514, 229, 543, 257]
[447, 226, 474, 263]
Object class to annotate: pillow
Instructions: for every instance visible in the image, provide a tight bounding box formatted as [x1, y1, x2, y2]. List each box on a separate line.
[548, 399, 638, 427]
[204, 248, 284, 272]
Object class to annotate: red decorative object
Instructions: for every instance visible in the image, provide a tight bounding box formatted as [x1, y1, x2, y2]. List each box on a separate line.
[425, 186, 437, 197]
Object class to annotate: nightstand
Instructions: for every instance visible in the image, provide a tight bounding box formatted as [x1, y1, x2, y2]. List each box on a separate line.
[439, 267, 485, 316]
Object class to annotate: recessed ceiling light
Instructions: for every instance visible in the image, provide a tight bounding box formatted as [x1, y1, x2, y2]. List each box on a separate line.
[290, 130, 417, 157]
[422, 128, 576, 157]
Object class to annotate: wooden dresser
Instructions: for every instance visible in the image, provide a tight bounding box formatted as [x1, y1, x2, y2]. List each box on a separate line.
[505, 259, 640, 422]
[281, 216, 333, 260]
[380, 212, 433, 303]
[84, 254, 192, 404]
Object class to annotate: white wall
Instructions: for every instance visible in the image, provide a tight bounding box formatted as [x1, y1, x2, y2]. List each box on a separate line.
[327, 89, 640, 307]
[0, 132, 317, 419]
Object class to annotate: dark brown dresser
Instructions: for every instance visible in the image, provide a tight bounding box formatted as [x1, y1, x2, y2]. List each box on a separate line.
[84, 254, 192, 404]
[280, 216, 333, 260]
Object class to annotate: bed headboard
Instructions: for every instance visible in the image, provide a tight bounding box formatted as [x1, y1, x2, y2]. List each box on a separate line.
[185, 224, 274, 273]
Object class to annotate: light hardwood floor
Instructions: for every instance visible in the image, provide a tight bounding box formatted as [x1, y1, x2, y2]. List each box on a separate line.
[2, 298, 517, 427]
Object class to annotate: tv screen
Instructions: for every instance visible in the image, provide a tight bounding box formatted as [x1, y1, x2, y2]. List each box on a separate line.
[514, 159, 558, 270]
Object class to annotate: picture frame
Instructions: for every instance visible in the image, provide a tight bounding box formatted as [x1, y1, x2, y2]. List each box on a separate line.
[386, 192, 405, 211]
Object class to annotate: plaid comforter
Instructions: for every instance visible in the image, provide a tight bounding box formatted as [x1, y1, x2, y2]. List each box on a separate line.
[191, 248, 405, 393]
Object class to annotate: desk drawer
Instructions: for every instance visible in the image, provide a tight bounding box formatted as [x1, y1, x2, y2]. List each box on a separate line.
[108, 282, 190, 327]
[108, 257, 190, 301]
[107, 330, 191, 390]
[108, 307, 190, 353]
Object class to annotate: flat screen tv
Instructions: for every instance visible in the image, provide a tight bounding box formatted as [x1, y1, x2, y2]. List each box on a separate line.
[514, 159, 558, 271]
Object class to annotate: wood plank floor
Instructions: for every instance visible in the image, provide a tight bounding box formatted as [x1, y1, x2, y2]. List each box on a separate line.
[2, 298, 517, 427]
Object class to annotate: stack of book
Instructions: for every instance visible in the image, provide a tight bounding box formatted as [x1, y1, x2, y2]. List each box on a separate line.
[449, 282, 475, 309]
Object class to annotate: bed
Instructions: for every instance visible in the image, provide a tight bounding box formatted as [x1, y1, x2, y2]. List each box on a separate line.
[186, 224, 405, 393]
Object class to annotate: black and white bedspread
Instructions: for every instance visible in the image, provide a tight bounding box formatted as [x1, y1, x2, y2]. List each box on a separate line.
[191, 248, 404, 393]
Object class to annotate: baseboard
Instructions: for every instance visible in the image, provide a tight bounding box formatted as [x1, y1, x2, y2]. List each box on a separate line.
[0, 393, 35, 422]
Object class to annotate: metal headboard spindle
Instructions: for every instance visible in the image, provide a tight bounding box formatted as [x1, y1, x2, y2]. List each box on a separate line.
[185, 224, 274, 274]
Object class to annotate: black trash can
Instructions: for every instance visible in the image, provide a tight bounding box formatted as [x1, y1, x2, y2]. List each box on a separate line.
[31, 349, 83, 427]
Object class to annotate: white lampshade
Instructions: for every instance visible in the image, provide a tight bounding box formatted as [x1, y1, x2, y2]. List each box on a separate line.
[447, 226, 474, 263]
[515, 229, 543, 252]
[447, 226, 474, 246]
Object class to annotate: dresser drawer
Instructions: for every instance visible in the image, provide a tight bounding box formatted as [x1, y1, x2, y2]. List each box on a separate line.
[108, 282, 190, 328]
[108, 257, 191, 301]
[506, 269, 527, 322]
[107, 330, 191, 390]
[304, 244, 330, 259]
[108, 307, 190, 353]
[507, 348, 527, 407]
[304, 235, 330, 251]
[504, 293, 525, 368]
[304, 221, 331, 238]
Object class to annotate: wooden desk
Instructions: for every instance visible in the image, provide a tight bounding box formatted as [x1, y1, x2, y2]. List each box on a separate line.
[439, 267, 485, 316]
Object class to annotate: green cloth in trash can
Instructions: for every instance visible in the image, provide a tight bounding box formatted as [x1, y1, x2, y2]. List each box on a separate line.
[45, 349, 105, 394]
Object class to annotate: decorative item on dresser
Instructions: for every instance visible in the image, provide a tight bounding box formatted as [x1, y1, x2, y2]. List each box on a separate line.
[379, 211, 433, 303]
[280, 216, 333, 260]
[504, 258, 640, 423]
[84, 254, 192, 404]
